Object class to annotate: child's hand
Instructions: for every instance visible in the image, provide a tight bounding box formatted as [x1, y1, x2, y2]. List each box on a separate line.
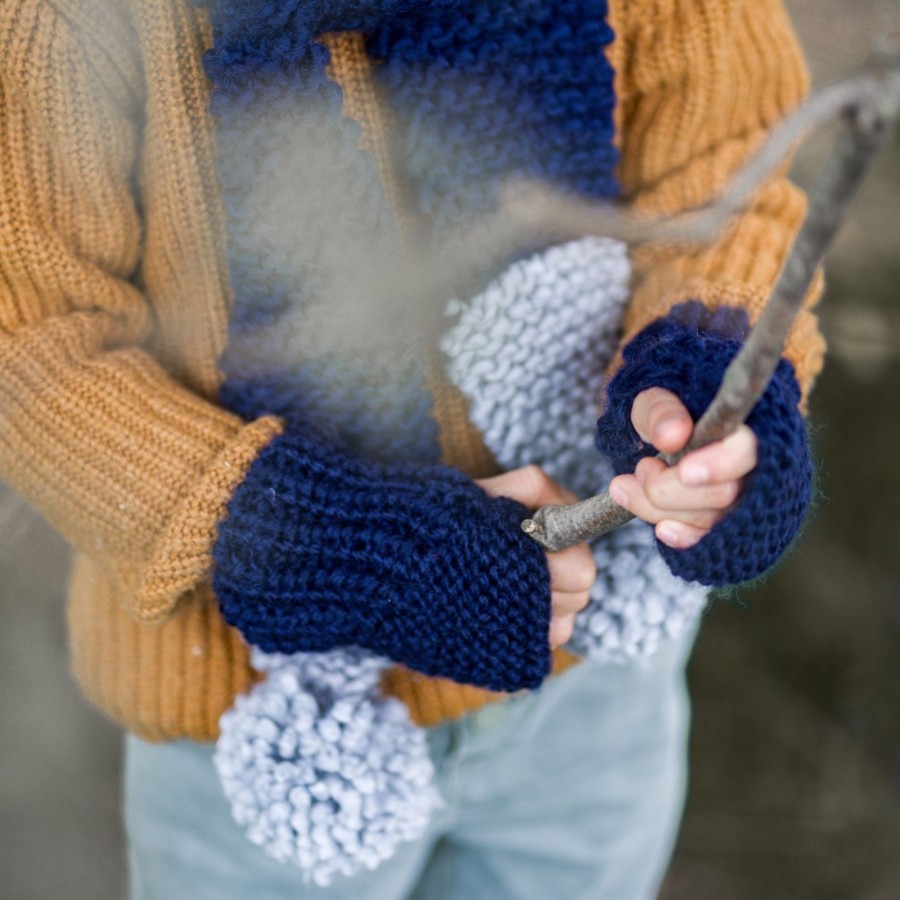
[607, 387, 759, 550]
[477, 466, 596, 649]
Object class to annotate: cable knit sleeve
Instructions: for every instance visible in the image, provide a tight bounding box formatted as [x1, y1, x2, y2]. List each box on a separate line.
[0, 0, 282, 617]
[595, 0, 825, 585]
[607, 0, 826, 400]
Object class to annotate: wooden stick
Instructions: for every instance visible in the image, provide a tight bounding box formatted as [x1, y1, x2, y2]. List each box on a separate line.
[522, 45, 900, 553]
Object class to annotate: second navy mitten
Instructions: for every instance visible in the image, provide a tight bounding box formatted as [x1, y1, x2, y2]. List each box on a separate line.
[596, 303, 812, 587]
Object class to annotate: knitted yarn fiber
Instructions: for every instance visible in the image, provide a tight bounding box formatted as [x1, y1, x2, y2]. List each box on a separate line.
[596, 302, 813, 587]
[202, 0, 625, 691]
[441, 239, 708, 661]
[213, 426, 552, 691]
[203, 0, 551, 688]
[368, 0, 618, 229]
[0, 0, 827, 748]
[200, 0, 807, 882]
[204, 0, 440, 465]
[216, 648, 441, 886]
[203, 2, 576, 878]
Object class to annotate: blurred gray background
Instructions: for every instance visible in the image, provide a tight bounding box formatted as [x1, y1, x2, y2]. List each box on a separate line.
[1, 1, 898, 897]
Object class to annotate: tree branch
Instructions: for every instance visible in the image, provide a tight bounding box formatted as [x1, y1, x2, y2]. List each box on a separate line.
[522, 42, 900, 553]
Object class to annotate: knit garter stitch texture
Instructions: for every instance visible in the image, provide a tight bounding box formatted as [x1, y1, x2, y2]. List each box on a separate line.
[596, 302, 813, 587]
[441, 239, 708, 660]
[201, 0, 622, 880]
[367, 0, 619, 229]
[213, 428, 553, 691]
[199, 0, 813, 880]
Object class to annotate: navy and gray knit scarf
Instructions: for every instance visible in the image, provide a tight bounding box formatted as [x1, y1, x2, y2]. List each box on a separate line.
[203, 0, 619, 461]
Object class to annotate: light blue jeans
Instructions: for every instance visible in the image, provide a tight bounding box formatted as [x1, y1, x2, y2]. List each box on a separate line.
[125, 632, 694, 900]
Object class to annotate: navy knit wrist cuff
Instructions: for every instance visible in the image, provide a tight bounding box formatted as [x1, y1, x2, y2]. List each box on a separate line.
[212, 429, 553, 692]
[596, 303, 813, 587]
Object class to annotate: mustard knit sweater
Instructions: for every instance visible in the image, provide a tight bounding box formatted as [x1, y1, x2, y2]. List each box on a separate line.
[0, 0, 824, 741]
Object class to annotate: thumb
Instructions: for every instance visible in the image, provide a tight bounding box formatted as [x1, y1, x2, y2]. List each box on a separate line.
[631, 387, 694, 454]
[477, 465, 576, 511]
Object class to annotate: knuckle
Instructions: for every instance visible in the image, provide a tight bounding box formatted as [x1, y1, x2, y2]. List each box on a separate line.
[552, 592, 584, 617]
[717, 481, 741, 506]
[575, 566, 596, 594]
[551, 550, 596, 593]
[648, 391, 681, 421]
[690, 510, 720, 530]
[527, 464, 560, 499]
[647, 394, 672, 418]
[518, 464, 548, 504]
[706, 458, 729, 483]
[633, 389, 669, 436]
[549, 615, 574, 648]
[572, 590, 591, 614]
[629, 485, 654, 517]
[625, 492, 652, 523]
[644, 478, 669, 507]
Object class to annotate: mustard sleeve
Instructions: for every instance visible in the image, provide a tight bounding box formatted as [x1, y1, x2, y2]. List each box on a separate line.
[0, 0, 282, 621]
[607, 0, 826, 401]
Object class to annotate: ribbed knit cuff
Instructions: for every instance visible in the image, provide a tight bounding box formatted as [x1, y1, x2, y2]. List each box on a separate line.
[596, 304, 812, 587]
[212, 429, 553, 692]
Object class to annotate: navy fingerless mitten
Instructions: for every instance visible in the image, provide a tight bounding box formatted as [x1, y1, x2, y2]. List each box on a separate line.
[596, 303, 812, 587]
[212, 429, 553, 692]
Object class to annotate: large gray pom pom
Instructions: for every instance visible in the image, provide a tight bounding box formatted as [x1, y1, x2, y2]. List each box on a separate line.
[215, 648, 441, 886]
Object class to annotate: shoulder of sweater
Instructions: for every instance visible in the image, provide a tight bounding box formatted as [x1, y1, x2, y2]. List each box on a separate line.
[609, 0, 797, 64]
[610, 0, 750, 30]
[0, 0, 145, 114]
[609, 0, 809, 144]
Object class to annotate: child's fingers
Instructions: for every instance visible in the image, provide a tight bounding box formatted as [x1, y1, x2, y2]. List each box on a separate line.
[547, 541, 596, 596]
[677, 425, 758, 486]
[634, 457, 741, 511]
[609, 472, 725, 530]
[612, 404, 758, 542]
[478, 465, 594, 645]
[549, 613, 576, 649]
[655, 520, 709, 549]
[551, 589, 590, 619]
[548, 541, 595, 619]
[631, 387, 694, 454]
[477, 464, 578, 510]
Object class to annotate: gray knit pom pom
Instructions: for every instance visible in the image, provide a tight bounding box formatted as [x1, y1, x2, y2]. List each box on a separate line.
[442, 237, 708, 662]
[215, 648, 441, 886]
